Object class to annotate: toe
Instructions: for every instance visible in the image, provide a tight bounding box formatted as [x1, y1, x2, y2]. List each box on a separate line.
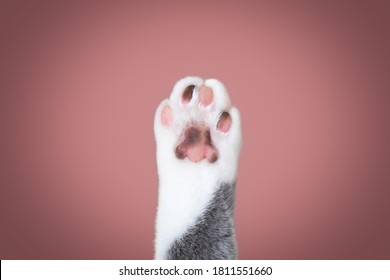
[182, 85, 195, 104]
[199, 86, 213, 107]
[217, 112, 232, 132]
[204, 78, 231, 111]
[161, 105, 173, 126]
[170, 76, 204, 106]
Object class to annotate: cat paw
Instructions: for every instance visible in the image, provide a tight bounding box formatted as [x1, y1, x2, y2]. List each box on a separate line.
[154, 76, 241, 171]
[154, 76, 242, 259]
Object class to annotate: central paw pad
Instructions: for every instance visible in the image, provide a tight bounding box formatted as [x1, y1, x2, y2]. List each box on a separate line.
[175, 125, 218, 163]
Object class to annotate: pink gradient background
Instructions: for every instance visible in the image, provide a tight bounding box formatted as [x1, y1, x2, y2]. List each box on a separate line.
[1, 0, 389, 259]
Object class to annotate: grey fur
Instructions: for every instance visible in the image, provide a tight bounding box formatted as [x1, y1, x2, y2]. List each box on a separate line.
[167, 183, 237, 260]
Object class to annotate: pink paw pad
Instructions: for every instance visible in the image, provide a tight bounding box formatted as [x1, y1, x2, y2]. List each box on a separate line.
[199, 86, 214, 107]
[181, 85, 195, 104]
[216, 112, 232, 133]
[161, 105, 173, 126]
[175, 125, 218, 163]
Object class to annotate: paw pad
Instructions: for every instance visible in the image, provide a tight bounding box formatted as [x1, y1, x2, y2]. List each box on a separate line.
[181, 85, 195, 104]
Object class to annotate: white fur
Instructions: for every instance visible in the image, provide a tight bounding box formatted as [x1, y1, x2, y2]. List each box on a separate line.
[154, 76, 242, 259]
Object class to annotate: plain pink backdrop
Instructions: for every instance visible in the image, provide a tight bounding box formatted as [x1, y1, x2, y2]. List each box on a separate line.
[1, 1, 389, 259]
